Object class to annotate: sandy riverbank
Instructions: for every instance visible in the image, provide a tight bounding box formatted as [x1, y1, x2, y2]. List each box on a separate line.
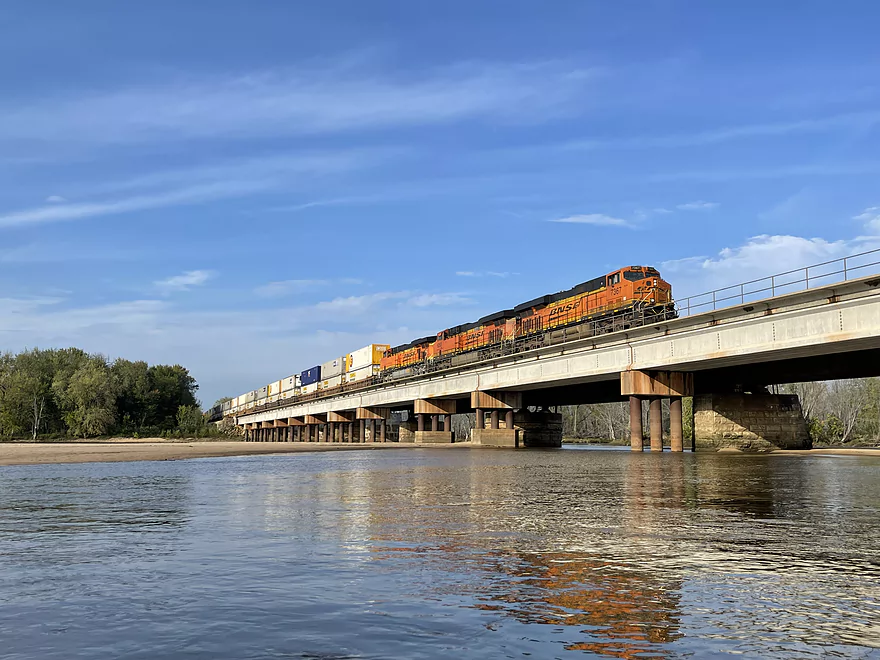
[0, 441, 471, 467]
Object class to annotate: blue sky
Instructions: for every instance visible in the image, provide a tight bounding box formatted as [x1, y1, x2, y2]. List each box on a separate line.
[2, 1, 880, 405]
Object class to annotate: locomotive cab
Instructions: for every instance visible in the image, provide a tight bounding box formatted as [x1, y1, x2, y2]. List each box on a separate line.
[612, 266, 672, 305]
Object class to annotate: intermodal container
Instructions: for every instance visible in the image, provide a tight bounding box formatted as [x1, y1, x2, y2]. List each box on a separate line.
[321, 356, 346, 379]
[301, 366, 321, 386]
[301, 382, 319, 395]
[320, 374, 343, 390]
[245, 391, 256, 403]
[258, 385, 269, 399]
[267, 380, 283, 396]
[346, 364, 380, 383]
[346, 344, 391, 372]
[281, 374, 299, 393]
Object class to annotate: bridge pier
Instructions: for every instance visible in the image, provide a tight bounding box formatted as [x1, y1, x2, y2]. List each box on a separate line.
[471, 391, 521, 446]
[695, 393, 810, 451]
[622, 370, 694, 452]
[414, 399, 455, 443]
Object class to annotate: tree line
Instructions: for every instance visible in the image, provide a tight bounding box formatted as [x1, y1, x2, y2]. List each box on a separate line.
[558, 378, 880, 446]
[0, 348, 204, 440]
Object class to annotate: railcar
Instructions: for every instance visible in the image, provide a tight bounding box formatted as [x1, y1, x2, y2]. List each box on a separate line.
[379, 265, 673, 376]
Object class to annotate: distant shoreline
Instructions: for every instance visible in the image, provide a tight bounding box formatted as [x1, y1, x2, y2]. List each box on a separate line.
[2, 440, 878, 467]
[0, 440, 471, 467]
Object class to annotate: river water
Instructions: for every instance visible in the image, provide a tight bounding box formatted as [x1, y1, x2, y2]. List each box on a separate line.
[1, 447, 878, 659]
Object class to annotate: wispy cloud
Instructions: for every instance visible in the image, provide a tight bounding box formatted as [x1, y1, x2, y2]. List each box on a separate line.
[563, 111, 880, 151]
[155, 270, 214, 293]
[254, 279, 329, 298]
[676, 201, 719, 211]
[455, 271, 512, 278]
[45, 195, 66, 203]
[548, 213, 631, 227]
[0, 151, 373, 229]
[0, 60, 600, 146]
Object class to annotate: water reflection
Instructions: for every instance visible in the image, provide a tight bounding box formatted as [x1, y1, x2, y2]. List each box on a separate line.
[0, 450, 877, 658]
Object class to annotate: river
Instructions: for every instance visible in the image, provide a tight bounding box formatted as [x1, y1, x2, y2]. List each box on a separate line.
[1, 446, 878, 659]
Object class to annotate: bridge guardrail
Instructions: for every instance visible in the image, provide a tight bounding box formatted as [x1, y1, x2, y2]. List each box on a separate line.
[674, 247, 880, 317]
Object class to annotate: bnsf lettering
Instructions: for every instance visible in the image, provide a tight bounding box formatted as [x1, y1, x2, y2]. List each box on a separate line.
[548, 302, 578, 317]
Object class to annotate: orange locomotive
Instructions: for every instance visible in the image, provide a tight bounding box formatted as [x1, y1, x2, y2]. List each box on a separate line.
[380, 266, 673, 374]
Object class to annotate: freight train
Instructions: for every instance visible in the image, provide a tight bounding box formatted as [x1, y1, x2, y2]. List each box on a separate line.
[212, 266, 674, 420]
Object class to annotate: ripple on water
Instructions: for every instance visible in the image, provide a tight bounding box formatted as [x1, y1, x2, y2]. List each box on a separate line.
[0, 449, 878, 659]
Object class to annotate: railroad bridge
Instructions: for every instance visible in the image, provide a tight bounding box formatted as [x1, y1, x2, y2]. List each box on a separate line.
[235, 254, 880, 451]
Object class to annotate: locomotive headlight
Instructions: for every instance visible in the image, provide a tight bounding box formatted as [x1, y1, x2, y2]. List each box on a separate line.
[653, 279, 657, 286]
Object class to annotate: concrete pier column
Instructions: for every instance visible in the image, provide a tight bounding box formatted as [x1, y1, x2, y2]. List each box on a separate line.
[490, 410, 499, 430]
[359, 419, 366, 443]
[630, 396, 643, 452]
[417, 414, 426, 432]
[348, 422, 354, 443]
[326, 422, 333, 443]
[380, 419, 387, 443]
[669, 397, 683, 452]
[444, 414, 452, 432]
[431, 415, 438, 432]
[649, 397, 663, 452]
[475, 409, 484, 429]
[505, 410, 514, 430]
[368, 419, 375, 443]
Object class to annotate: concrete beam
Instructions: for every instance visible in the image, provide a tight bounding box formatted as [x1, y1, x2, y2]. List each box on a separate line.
[414, 398, 456, 415]
[621, 370, 694, 397]
[287, 417, 305, 426]
[327, 410, 355, 423]
[356, 407, 390, 420]
[260, 421, 274, 428]
[303, 414, 324, 425]
[273, 419, 288, 427]
[471, 391, 522, 410]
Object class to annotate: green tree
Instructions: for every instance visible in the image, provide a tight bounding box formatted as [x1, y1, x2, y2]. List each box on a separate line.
[176, 405, 205, 436]
[146, 364, 199, 430]
[53, 358, 118, 438]
[112, 358, 153, 432]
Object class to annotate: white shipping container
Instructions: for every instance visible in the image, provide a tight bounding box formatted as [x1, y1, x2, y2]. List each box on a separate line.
[301, 382, 319, 395]
[346, 344, 391, 372]
[320, 374, 343, 390]
[346, 364, 380, 384]
[321, 356, 346, 379]
[267, 380, 283, 396]
[281, 374, 299, 392]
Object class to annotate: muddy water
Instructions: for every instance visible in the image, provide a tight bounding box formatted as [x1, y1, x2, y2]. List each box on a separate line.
[1, 447, 878, 658]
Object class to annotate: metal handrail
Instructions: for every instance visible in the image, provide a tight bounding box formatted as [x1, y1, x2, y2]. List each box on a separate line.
[674, 247, 880, 317]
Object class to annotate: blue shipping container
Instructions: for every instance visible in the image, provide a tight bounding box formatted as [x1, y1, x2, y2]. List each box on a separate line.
[300, 365, 321, 386]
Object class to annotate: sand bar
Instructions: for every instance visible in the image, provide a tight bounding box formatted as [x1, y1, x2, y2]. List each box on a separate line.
[0, 441, 471, 467]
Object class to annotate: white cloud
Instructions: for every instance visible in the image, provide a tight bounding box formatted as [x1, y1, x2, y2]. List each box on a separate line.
[408, 293, 472, 307]
[0, 60, 599, 146]
[676, 201, 719, 211]
[456, 271, 476, 277]
[155, 270, 214, 293]
[549, 213, 631, 227]
[45, 195, 66, 203]
[662, 232, 880, 301]
[854, 206, 880, 233]
[254, 279, 329, 298]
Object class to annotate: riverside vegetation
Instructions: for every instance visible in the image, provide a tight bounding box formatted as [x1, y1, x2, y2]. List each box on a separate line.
[559, 379, 880, 447]
[0, 348, 227, 441]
